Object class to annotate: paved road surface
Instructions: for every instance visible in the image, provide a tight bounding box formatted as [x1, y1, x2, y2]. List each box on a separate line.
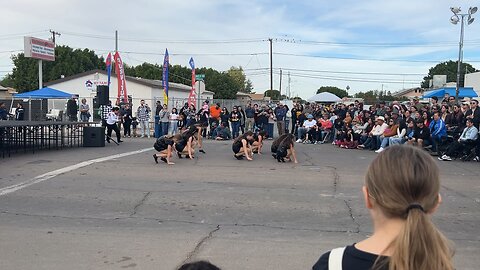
[0, 138, 479, 269]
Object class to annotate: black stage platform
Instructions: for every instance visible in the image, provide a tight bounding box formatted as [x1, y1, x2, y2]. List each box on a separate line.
[0, 121, 91, 158]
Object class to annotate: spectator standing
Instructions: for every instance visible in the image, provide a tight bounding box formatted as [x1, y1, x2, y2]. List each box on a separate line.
[79, 98, 90, 122]
[274, 102, 287, 136]
[169, 107, 179, 135]
[220, 107, 230, 128]
[267, 108, 275, 139]
[230, 106, 241, 138]
[137, 99, 151, 138]
[154, 101, 162, 138]
[122, 104, 133, 137]
[66, 96, 78, 122]
[159, 104, 170, 137]
[238, 106, 246, 134]
[244, 103, 255, 131]
[0, 102, 10, 120]
[15, 103, 25, 121]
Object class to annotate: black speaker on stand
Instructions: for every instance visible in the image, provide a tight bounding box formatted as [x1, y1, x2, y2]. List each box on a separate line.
[83, 127, 106, 147]
[96, 85, 109, 105]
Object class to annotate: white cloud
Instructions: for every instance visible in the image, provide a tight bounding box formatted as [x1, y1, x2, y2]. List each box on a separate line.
[1, 0, 479, 98]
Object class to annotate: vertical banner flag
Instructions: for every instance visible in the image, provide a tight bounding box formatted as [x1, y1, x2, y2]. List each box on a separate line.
[162, 49, 169, 105]
[188, 57, 196, 107]
[106, 52, 112, 87]
[114, 51, 128, 103]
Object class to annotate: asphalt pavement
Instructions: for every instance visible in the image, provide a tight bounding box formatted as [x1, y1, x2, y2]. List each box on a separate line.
[0, 137, 479, 269]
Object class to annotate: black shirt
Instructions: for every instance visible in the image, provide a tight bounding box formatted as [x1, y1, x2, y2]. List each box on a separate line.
[312, 244, 388, 270]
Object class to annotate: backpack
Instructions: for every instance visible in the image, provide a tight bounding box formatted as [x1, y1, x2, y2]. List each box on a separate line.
[328, 247, 346, 270]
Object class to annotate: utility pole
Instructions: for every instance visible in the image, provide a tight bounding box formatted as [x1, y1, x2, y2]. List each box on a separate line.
[269, 38, 273, 91]
[115, 30, 118, 52]
[279, 69, 283, 98]
[49, 29, 61, 44]
[287, 72, 291, 98]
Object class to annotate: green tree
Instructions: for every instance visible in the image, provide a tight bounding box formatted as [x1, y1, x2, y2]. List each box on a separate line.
[245, 79, 254, 93]
[264, 89, 280, 100]
[3, 45, 106, 92]
[421, 60, 478, 88]
[316, 86, 349, 98]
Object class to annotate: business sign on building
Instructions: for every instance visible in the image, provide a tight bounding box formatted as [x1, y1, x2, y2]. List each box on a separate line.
[24, 37, 55, 61]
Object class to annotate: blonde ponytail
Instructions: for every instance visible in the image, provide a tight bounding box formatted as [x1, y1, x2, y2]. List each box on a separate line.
[366, 145, 454, 270]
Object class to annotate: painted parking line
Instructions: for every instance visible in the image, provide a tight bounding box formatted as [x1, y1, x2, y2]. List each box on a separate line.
[0, 148, 152, 197]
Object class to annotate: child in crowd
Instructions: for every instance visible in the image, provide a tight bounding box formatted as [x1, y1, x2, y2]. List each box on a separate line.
[131, 117, 139, 137]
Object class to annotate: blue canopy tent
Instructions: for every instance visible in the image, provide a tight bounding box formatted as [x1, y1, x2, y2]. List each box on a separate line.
[13, 87, 73, 121]
[422, 87, 478, 99]
[13, 87, 72, 99]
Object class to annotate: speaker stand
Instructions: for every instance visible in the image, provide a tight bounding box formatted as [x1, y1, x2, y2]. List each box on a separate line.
[106, 135, 120, 145]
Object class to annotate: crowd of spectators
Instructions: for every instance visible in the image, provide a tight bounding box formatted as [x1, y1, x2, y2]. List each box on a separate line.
[152, 95, 479, 162]
[291, 95, 479, 162]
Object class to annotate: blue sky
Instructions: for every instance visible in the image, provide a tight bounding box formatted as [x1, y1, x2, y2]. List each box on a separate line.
[1, 0, 479, 98]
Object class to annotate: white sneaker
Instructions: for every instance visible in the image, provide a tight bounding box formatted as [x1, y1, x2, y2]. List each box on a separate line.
[296, 139, 302, 143]
[443, 155, 452, 161]
[375, 147, 384, 153]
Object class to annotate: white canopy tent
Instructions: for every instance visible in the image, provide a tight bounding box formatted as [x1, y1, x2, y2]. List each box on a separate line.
[307, 92, 342, 103]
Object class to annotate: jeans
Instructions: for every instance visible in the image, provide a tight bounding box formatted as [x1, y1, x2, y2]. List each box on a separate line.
[380, 137, 390, 149]
[431, 136, 445, 152]
[140, 120, 150, 137]
[161, 122, 169, 137]
[154, 116, 160, 138]
[389, 137, 405, 146]
[297, 127, 308, 140]
[276, 120, 285, 136]
[246, 118, 254, 131]
[267, 123, 274, 138]
[231, 121, 240, 138]
[169, 121, 178, 135]
[285, 119, 290, 134]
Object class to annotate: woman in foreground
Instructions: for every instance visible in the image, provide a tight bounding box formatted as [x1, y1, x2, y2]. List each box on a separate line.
[313, 145, 453, 270]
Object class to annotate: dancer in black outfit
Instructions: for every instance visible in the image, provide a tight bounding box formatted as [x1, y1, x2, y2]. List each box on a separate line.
[271, 133, 289, 159]
[232, 131, 254, 160]
[276, 134, 298, 163]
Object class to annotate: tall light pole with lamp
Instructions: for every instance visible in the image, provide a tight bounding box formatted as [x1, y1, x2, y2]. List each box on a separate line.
[450, 6, 477, 102]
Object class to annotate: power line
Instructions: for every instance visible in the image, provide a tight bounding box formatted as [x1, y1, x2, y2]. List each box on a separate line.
[273, 38, 480, 47]
[60, 31, 266, 44]
[273, 52, 480, 63]
[245, 67, 425, 76]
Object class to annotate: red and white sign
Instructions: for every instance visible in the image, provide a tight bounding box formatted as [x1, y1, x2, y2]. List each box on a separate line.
[114, 52, 128, 103]
[24, 37, 55, 61]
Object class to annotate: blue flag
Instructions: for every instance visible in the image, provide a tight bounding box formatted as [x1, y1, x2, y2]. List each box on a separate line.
[162, 49, 169, 105]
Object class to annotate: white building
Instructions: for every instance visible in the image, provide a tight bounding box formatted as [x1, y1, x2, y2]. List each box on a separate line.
[44, 69, 214, 120]
[465, 71, 480, 96]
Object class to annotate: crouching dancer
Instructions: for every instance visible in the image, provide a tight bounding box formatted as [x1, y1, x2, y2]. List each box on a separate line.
[251, 130, 267, 154]
[174, 126, 197, 159]
[153, 135, 175, 165]
[271, 133, 289, 159]
[232, 131, 254, 160]
[276, 134, 298, 163]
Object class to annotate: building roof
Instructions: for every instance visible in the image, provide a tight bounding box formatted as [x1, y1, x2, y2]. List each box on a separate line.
[45, 69, 214, 94]
[236, 91, 251, 97]
[391, 87, 424, 97]
[0, 85, 7, 91]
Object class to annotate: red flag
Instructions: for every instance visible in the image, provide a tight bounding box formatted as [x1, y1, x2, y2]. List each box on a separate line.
[114, 52, 128, 103]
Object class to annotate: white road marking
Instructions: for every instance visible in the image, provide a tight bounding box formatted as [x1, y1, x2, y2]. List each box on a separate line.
[0, 148, 152, 197]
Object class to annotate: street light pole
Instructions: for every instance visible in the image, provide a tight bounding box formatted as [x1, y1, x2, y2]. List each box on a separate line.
[450, 6, 477, 102]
